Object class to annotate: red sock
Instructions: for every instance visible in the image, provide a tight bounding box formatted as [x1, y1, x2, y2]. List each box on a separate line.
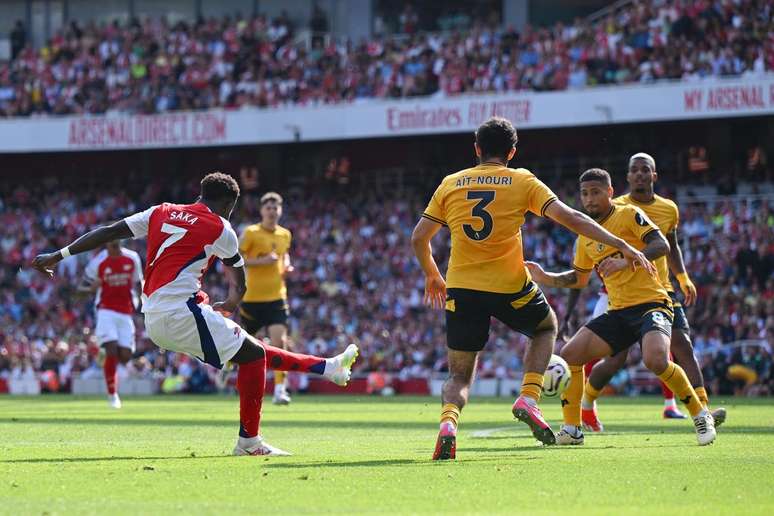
[584, 358, 601, 378]
[237, 357, 267, 438]
[660, 381, 674, 400]
[263, 344, 326, 375]
[104, 355, 118, 395]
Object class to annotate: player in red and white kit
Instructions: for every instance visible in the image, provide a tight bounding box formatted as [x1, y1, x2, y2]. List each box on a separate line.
[78, 241, 143, 408]
[33, 173, 358, 456]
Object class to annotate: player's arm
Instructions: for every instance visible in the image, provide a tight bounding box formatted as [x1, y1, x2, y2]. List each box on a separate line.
[212, 224, 247, 315]
[411, 217, 446, 310]
[525, 261, 591, 289]
[666, 227, 696, 306]
[213, 259, 248, 315]
[282, 252, 294, 274]
[543, 201, 656, 276]
[31, 221, 133, 277]
[559, 287, 584, 340]
[597, 230, 668, 278]
[245, 253, 279, 266]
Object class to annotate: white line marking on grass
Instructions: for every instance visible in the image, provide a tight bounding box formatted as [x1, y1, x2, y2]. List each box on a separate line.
[470, 426, 523, 438]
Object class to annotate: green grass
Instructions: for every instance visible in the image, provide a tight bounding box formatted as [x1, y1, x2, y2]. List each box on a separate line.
[1, 395, 773, 515]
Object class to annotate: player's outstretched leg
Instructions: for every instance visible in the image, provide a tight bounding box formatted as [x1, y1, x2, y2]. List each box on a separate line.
[263, 342, 359, 386]
[582, 351, 626, 432]
[512, 311, 558, 446]
[230, 339, 290, 456]
[641, 332, 716, 446]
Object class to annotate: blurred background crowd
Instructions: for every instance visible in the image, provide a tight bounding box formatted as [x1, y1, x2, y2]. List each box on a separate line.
[0, 0, 771, 116]
[0, 0, 771, 397]
[1, 167, 771, 395]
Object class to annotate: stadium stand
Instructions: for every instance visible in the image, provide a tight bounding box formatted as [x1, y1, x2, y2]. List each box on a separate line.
[0, 169, 771, 395]
[0, 0, 771, 117]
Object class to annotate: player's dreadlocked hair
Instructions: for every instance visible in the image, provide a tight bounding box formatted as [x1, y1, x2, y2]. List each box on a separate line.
[200, 172, 240, 202]
[475, 117, 518, 160]
[579, 168, 612, 186]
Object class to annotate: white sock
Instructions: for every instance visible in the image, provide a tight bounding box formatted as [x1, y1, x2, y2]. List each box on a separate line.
[562, 424, 581, 435]
[322, 358, 336, 378]
[520, 396, 538, 407]
[664, 398, 677, 409]
[238, 435, 261, 447]
[581, 396, 594, 410]
[274, 383, 284, 396]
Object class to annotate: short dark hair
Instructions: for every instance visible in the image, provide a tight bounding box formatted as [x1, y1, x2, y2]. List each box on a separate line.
[475, 117, 518, 159]
[579, 168, 611, 186]
[260, 192, 283, 206]
[200, 172, 240, 201]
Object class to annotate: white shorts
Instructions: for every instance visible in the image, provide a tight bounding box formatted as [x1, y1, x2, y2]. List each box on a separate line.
[95, 308, 136, 351]
[144, 300, 245, 370]
[591, 293, 609, 320]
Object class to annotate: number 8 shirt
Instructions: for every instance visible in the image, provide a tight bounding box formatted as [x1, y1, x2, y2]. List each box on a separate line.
[422, 163, 558, 293]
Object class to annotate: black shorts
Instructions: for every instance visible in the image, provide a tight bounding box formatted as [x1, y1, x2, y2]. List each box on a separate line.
[445, 282, 552, 353]
[586, 301, 673, 355]
[668, 291, 691, 333]
[239, 300, 289, 335]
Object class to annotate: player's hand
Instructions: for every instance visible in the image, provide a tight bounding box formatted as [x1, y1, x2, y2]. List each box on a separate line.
[619, 245, 657, 276]
[597, 257, 628, 278]
[263, 252, 280, 264]
[423, 274, 447, 310]
[31, 252, 62, 278]
[678, 276, 697, 306]
[284, 264, 295, 274]
[212, 301, 236, 317]
[525, 261, 548, 284]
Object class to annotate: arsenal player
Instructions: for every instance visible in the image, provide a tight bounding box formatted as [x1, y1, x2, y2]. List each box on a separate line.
[79, 241, 143, 408]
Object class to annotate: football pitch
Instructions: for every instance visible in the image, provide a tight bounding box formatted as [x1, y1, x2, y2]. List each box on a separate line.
[1, 395, 773, 515]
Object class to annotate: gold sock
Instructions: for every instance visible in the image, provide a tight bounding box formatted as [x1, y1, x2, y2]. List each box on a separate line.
[657, 362, 704, 417]
[583, 381, 601, 407]
[275, 371, 286, 385]
[694, 386, 710, 408]
[440, 403, 460, 428]
[561, 366, 584, 426]
[520, 372, 544, 402]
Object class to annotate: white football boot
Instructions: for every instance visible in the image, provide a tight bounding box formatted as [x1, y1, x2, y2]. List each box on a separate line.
[326, 344, 359, 386]
[556, 425, 584, 445]
[693, 410, 716, 446]
[233, 436, 291, 457]
[108, 393, 122, 409]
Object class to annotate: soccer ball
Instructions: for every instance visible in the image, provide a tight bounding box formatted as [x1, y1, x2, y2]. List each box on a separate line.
[542, 354, 571, 398]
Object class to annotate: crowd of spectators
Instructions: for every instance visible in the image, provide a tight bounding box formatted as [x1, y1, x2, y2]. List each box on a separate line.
[0, 170, 771, 395]
[0, 0, 772, 117]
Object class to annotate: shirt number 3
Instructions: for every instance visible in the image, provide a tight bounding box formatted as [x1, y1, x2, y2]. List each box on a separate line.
[463, 190, 495, 241]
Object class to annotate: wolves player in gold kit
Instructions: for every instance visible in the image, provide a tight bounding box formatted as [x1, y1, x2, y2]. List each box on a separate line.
[239, 192, 295, 405]
[411, 118, 655, 460]
[528, 168, 717, 446]
[579, 154, 726, 431]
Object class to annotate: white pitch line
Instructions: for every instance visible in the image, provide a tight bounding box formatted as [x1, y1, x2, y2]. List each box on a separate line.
[470, 426, 525, 438]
